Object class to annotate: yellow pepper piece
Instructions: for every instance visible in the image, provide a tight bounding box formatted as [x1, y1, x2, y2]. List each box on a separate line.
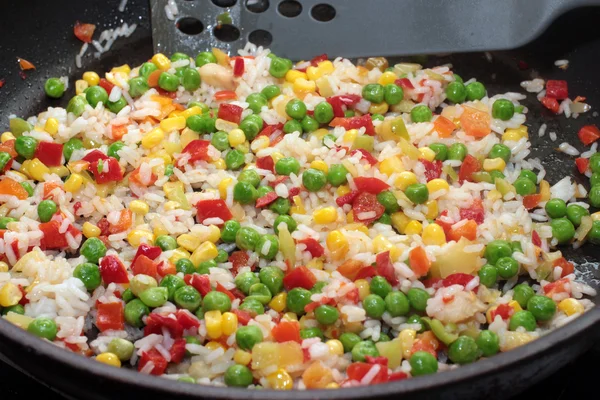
[326, 230, 348, 260]
[127, 230, 155, 247]
[395, 171, 418, 190]
[168, 247, 190, 265]
[483, 158, 506, 172]
[418, 147, 436, 162]
[163, 181, 190, 210]
[354, 279, 370, 300]
[234, 349, 252, 365]
[1, 131, 15, 143]
[269, 292, 287, 312]
[160, 116, 186, 132]
[75, 80, 89, 95]
[83, 71, 100, 86]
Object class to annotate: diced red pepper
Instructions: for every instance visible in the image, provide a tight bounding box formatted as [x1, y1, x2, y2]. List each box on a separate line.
[0, 79, 4, 89]
[131, 243, 161, 265]
[541, 97, 560, 114]
[216, 282, 236, 301]
[98, 78, 115, 94]
[350, 149, 378, 166]
[131, 255, 158, 278]
[89, 157, 123, 184]
[458, 154, 481, 183]
[184, 274, 212, 296]
[39, 220, 76, 250]
[543, 277, 570, 297]
[442, 273, 477, 290]
[545, 80, 569, 100]
[218, 103, 243, 124]
[82, 149, 109, 163]
[577, 125, 600, 146]
[326, 94, 362, 117]
[422, 277, 443, 289]
[336, 190, 360, 207]
[575, 157, 590, 174]
[346, 362, 389, 384]
[34, 142, 63, 167]
[233, 57, 245, 77]
[365, 355, 388, 366]
[229, 250, 252, 275]
[389, 371, 409, 382]
[410, 331, 439, 357]
[232, 309, 252, 325]
[99, 255, 129, 284]
[288, 187, 302, 197]
[255, 191, 278, 208]
[352, 192, 385, 224]
[355, 265, 377, 280]
[297, 238, 325, 258]
[553, 257, 575, 278]
[195, 199, 232, 223]
[176, 309, 200, 330]
[129, 166, 158, 187]
[283, 266, 317, 291]
[138, 349, 168, 375]
[490, 303, 514, 321]
[421, 159, 442, 182]
[375, 251, 398, 285]
[95, 302, 124, 332]
[459, 199, 485, 225]
[523, 194, 542, 210]
[214, 90, 238, 101]
[330, 114, 375, 136]
[353, 177, 390, 194]
[409, 246, 431, 278]
[74, 21, 96, 43]
[169, 338, 187, 364]
[310, 53, 328, 67]
[272, 320, 301, 343]
[395, 78, 414, 90]
[532, 230, 542, 247]
[269, 175, 288, 188]
[336, 260, 365, 281]
[177, 140, 211, 167]
[144, 313, 183, 338]
[256, 123, 284, 141]
[256, 156, 274, 173]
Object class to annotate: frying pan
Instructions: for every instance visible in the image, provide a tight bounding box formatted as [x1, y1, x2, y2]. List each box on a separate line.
[0, 1, 599, 399]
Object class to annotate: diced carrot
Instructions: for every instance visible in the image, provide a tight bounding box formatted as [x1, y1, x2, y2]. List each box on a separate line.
[147, 70, 162, 88]
[43, 182, 62, 200]
[109, 209, 132, 234]
[0, 178, 29, 200]
[433, 115, 456, 138]
[460, 106, 491, 137]
[336, 260, 365, 281]
[111, 124, 128, 140]
[18, 57, 36, 70]
[408, 246, 431, 277]
[0, 139, 17, 158]
[448, 219, 478, 241]
[302, 361, 334, 389]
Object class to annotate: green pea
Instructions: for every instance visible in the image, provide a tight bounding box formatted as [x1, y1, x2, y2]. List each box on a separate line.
[208, 131, 229, 152]
[106, 338, 134, 361]
[384, 291, 410, 317]
[239, 115, 263, 141]
[496, 257, 519, 279]
[221, 220, 241, 243]
[275, 157, 300, 176]
[588, 220, 600, 244]
[301, 116, 318, 133]
[269, 56, 292, 78]
[178, 376, 196, 384]
[37, 199, 57, 223]
[314, 305, 339, 325]
[63, 138, 84, 161]
[259, 266, 284, 295]
[203, 290, 232, 312]
[225, 149, 246, 170]
[268, 197, 290, 215]
[322, 134, 337, 148]
[453, 74, 463, 84]
[591, 173, 600, 187]
[376, 191, 400, 214]
[285, 99, 307, 120]
[511, 176, 536, 194]
[246, 93, 268, 114]
[239, 297, 264, 315]
[182, 68, 201, 91]
[139, 62, 158, 78]
[130, 275, 158, 297]
[410, 351, 438, 376]
[465, 82, 486, 101]
[27, 317, 58, 341]
[519, 169, 537, 184]
[478, 264, 498, 288]
[527, 295, 556, 321]
[407, 314, 425, 333]
[378, 333, 391, 342]
[261, 85, 280, 100]
[351, 340, 379, 362]
[429, 143, 448, 161]
[15, 136, 38, 159]
[1, 304, 24, 316]
[0, 217, 17, 229]
[44, 78, 65, 98]
[370, 114, 384, 122]
[476, 330, 499, 357]
[106, 141, 125, 160]
[376, 213, 392, 225]
[121, 288, 135, 303]
[589, 185, 600, 208]
[174, 285, 202, 311]
[274, 215, 297, 234]
[314, 101, 334, 124]
[509, 310, 537, 331]
[197, 260, 217, 274]
[363, 294, 386, 318]
[107, 96, 127, 114]
[448, 143, 467, 161]
[80, 237, 107, 264]
[411, 105, 433, 123]
[492, 99, 515, 121]
[153, 235, 176, 251]
[157, 72, 178, 92]
[0, 152, 11, 172]
[339, 332, 361, 353]
[283, 119, 303, 134]
[184, 336, 202, 356]
[86, 86, 109, 108]
[369, 276, 392, 299]
[160, 274, 186, 301]
[73, 263, 101, 291]
[488, 143, 511, 163]
[128, 76, 149, 97]
[224, 364, 253, 387]
[550, 217, 575, 244]
[407, 288, 430, 311]
[254, 234, 278, 260]
[139, 287, 169, 308]
[257, 186, 274, 198]
[326, 164, 348, 187]
[405, 183, 429, 204]
[300, 327, 324, 340]
[235, 271, 260, 294]
[448, 335, 479, 364]
[513, 283, 535, 308]
[286, 287, 312, 315]
[238, 169, 261, 188]
[196, 51, 217, 67]
[236, 325, 264, 350]
[566, 204, 589, 227]
[187, 114, 215, 133]
[124, 299, 149, 327]
[187, 102, 209, 115]
[176, 258, 196, 274]
[445, 81, 467, 103]
[248, 283, 272, 304]
[236, 226, 260, 251]
[589, 153, 600, 173]
[301, 168, 326, 192]
[362, 84, 384, 103]
[66, 96, 88, 117]
[484, 240, 512, 265]
[384, 83, 404, 105]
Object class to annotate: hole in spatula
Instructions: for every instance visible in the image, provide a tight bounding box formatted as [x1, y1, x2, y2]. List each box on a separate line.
[311, 4, 336, 22]
[278, 0, 302, 17]
[213, 24, 241, 42]
[246, 0, 269, 13]
[248, 29, 273, 46]
[212, 0, 238, 7]
[177, 17, 204, 35]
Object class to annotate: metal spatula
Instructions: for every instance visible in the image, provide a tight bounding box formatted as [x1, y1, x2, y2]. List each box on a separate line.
[150, 0, 599, 60]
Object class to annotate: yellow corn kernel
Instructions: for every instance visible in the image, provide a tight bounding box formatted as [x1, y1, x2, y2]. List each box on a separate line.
[0, 282, 22, 307]
[378, 71, 399, 86]
[336, 185, 351, 196]
[168, 247, 190, 264]
[346, 210, 354, 223]
[558, 298, 584, 316]
[391, 211, 410, 234]
[343, 129, 358, 143]
[269, 292, 287, 313]
[422, 223, 446, 246]
[205, 310, 223, 339]
[209, 158, 224, 170]
[426, 178, 450, 193]
[508, 300, 523, 313]
[218, 178, 234, 199]
[285, 69, 307, 83]
[487, 189, 502, 201]
[372, 234, 393, 254]
[0, 262, 8, 273]
[290, 195, 305, 215]
[325, 339, 344, 356]
[44, 118, 59, 135]
[270, 153, 284, 166]
[151, 53, 171, 71]
[180, 106, 203, 120]
[313, 207, 337, 224]
[190, 241, 219, 266]
[163, 201, 180, 211]
[309, 160, 328, 173]
[326, 230, 349, 260]
[325, 383, 340, 389]
[48, 166, 69, 178]
[222, 312, 238, 336]
[111, 64, 131, 75]
[318, 60, 334, 75]
[176, 234, 200, 252]
[82, 222, 101, 238]
[404, 220, 423, 235]
[344, 223, 369, 235]
[180, 128, 200, 149]
[379, 156, 404, 176]
[64, 173, 83, 193]
[1, 131, 15, 143]
[234, 349, 252, 365]
[96, 352, 121, 368]
[306, 259, 324, 270]
[251, 136, 270, 152]
[267, 368, 294, 390]
[75, 80, 89, 95]
[399, 329, 417, 359]
[355, 279, 370, 300]
[424, 199, 439, 220]
[293, 78, 316, 95]
[418, 147, 436, 162]
[205, 225, 221, 243]
[129, 200, 150, 215]
[26, 158, 50, 181]
[394, 171, 418, 190]
[502, 125, 528, 142]
[483, 158, 506, 172]
[306, 66, 321, 81]
[82, 71, 100, 86]
[228, 128, 246, 147]
[160, 116, 186, 132]
[369, 102, 389, 115]
[127, 230, 155, 247]
[205, 341, 225, 351]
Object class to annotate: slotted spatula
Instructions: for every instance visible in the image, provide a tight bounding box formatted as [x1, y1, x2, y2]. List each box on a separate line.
[150, 0, 600, 60]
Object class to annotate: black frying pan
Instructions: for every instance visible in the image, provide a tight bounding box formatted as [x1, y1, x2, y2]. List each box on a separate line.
[0, 1, 599, 399]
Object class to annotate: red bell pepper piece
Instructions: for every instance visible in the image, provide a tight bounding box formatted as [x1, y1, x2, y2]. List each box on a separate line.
[218, 103, 243, 124]
[74, 21, 96, 43]
[288, 187, 302, 197]
[268, 175, 288, 188]
[129, 165, 158, 187]
[375, 251, 398, 285]
[336, 260, 365, 280]
[350, 149, 378, 166]
[255, 191, 278, 208]
[421, 159, 443, 182]
[272, 320, 301, 343]
[490, 303, 514, 321]
[82, 149, 109, 163]
[458, 154, 481, 183]
[256, 156, 274, 173]
[297, 238, 324, 258]
[232, 309, 252, 325]
[39, 220, 76, 250]
[545, 80, 568, 100]
[389, 371, 409, 381]
[138, 349, 168, 375]
[169, 338, 187, 363]
[89, 157, 123, 184]
[216, 282, 236, 301]
[95, 302, 124, 332]
[346, 362, 389, 384]
[195, 199, 233, 223]
[553, 257, 574, 278]
[131, 243, 161, 266]
[578, 125, 600, 146]
[543, 277, 570, 297]
[352, 192, 385, 224]
[176, 309, 200, 330]
[395, 78, 414, 90]
[575, 158, 589, 174]
[177, 140, 211, 167]
[310, 53, 328, 67]
[365, 355, 388, 366]
[99, 255, 129, 284]
[326, 94, 362, 117]
[184, 274, 212, 296]
[98, 78, 115, 94]
[131, 255, 158, 278]
[355, 265, 377, 280]
[442, 273, 477, 290]
[17, 285, 29, 305]
[459, 199, 485, 225]
[531, 230, 542, 247]
[229, 250, 252, 275]
[256, 123, 284, 141]
[541, 97, 560, 113]
[34, 142, 63, 167]
[523, 194, 542, 210]
[233, 57, 245, 77]
[144, 313, 184, 338]
[283, 266, 317, 291]
[329, 114, 375, 136]
[354, 177, 390, 195]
